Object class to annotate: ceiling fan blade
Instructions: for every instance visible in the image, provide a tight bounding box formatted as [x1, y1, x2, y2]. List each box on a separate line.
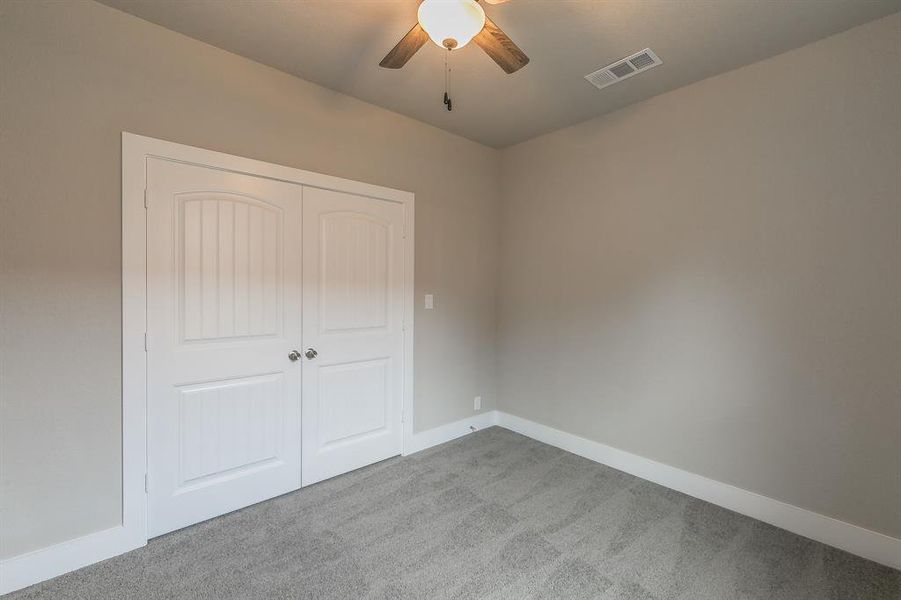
[379, 22, 430, 69]
[473, 16, 529, 74]
[482, 0, 512, 3]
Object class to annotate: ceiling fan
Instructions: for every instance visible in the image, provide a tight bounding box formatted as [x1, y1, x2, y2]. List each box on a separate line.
[379, 0, 529, 75]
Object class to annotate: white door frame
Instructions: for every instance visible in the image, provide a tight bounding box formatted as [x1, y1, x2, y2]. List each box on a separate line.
[122, 132, 415, 545]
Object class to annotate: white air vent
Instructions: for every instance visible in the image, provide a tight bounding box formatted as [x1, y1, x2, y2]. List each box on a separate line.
[585, 48, 663, 90]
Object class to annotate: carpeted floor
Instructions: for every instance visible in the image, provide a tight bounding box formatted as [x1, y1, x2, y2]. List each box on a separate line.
[8, 427, 900, 599]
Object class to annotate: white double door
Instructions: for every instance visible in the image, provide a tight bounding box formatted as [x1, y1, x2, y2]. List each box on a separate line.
[146, 159, 405, 537]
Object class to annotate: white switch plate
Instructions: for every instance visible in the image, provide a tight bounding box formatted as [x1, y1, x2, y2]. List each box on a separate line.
[424, 294, 434, 310]
[474, 396, 481, 411]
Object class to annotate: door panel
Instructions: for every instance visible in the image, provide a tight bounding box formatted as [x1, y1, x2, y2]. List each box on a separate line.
[147, 159, 302, 537]
[302, 188, 405, 485]
[319, 213, 390, 333]
[180, 196, 282, 342]
[318, 358, 390, 446]
[177, 374, 282, 485]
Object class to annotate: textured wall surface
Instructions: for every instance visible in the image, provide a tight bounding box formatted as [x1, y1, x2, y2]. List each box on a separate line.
[499, 12, 901, 539]
[0, 0, 500, 557]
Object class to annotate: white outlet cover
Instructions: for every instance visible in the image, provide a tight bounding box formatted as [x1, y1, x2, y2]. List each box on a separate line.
[474, 396, 482, 411]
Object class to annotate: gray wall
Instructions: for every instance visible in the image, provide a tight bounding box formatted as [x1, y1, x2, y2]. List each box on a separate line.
[498, 12, 901, 539]
[0, 0, 500, 558]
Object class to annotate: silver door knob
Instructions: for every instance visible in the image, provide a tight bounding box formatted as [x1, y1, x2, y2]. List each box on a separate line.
[304, 348, 318, 360]
[288, 350, 301, 362]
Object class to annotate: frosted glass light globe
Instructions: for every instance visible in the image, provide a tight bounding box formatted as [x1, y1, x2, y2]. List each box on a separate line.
[417, 0, 486, 50]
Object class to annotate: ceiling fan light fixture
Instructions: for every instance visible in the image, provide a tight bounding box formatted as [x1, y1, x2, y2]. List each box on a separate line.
[417, 0, 486, 50]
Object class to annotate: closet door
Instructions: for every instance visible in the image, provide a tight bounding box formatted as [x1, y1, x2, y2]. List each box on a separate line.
[146, 159, 302, 536]
[301, 187, 406, 485]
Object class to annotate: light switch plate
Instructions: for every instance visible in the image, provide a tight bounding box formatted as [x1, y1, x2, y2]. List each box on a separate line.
[424, 294, 434, 310]
[474, 396, 482, 411]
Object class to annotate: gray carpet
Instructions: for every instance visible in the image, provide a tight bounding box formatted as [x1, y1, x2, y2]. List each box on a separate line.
[8, 427, 900, 599]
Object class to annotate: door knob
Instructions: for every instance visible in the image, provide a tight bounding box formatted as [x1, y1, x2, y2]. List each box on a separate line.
[304, 348, 318, 360]
[288, 350, 302, 362]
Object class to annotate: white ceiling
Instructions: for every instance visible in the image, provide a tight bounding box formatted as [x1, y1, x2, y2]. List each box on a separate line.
[98, 0, 900, 148]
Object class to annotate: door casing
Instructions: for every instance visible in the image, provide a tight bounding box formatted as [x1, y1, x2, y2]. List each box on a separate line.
[122, 132, 414, 545]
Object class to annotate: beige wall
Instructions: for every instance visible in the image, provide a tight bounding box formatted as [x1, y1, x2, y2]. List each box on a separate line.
[498, 12, 901, 539]
[0, 0, 500, 558]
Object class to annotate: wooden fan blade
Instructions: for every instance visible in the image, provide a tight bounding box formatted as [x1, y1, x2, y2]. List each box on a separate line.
[379, 22, 430, 69]
[473, 16, 529, 74]
[482, 0, 512, 3]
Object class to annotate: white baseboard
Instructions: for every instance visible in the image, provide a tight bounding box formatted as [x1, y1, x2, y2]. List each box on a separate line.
[404, 410, 499, 455]
[0, 524, 145, 595]
[495, 411, 901, 571]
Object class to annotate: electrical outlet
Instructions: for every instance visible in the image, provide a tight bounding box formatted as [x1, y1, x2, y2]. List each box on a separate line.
[474, 396, 481, 411]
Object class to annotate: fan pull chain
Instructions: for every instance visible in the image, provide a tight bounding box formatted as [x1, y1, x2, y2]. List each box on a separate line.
[443, 48, 453, 112]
